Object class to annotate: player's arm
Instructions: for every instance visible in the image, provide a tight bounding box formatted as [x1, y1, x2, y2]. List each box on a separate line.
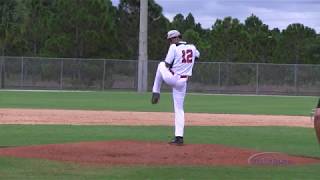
[164, 44, 176, 68]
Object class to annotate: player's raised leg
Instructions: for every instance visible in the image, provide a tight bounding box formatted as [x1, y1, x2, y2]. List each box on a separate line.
[151, 62, 178, 104]
[152, 63, 164, 94]
[151, 62, 164, 104]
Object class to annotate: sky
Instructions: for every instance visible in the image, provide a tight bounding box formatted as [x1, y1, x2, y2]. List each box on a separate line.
[111, 0, 320, 33]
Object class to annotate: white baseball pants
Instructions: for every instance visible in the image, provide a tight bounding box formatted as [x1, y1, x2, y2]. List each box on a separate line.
[152, 62, 187, 137]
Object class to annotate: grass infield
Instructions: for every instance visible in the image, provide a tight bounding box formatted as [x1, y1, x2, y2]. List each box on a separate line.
[0, 90, 318, 115]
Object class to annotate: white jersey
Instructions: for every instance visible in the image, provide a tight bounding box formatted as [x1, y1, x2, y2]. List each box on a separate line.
[164, 41, 200, 76]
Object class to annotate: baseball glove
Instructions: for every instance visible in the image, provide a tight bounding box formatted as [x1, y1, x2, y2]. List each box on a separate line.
[314, 98, 320, 144]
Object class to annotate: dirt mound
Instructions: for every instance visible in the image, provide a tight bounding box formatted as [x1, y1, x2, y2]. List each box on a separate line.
[0, 141, 319, 166]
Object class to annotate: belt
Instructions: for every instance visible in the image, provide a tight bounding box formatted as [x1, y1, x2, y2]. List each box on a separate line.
[169, 69, 188, 78]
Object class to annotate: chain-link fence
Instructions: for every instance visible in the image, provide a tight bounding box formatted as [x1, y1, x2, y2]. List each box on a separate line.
[1, 56, 319, 95]
[190, 62, 320, 95]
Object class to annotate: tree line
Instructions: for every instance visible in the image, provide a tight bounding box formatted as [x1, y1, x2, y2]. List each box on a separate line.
[0, 0, 319, 64]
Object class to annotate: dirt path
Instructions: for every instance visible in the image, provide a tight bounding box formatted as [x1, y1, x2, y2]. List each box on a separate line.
[0, 108, 313, 127]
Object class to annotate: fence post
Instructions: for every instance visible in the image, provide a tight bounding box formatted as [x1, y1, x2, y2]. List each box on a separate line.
[218, 62, 221, 93]
[60, 59, 63, 90]
[294, 64, 298, 95]
[102, 59, 106, 91]
[256, 63, 259, 95]
[0, 57, 3, 89]
[20, 57, 24, 88]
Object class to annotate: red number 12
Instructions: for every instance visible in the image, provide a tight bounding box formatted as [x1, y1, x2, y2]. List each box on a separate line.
[182, 49, 193, 63]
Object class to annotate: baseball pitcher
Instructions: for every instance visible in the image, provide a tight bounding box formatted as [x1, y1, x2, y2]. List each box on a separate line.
[151, 30, 200, 145]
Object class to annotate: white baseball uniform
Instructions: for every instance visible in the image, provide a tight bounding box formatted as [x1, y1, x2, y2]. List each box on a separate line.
[152, 41, 200, 137]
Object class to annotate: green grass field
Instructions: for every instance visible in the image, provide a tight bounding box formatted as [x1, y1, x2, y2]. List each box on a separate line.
[0, 90, 319, 179]
[0, 90, 318, 115]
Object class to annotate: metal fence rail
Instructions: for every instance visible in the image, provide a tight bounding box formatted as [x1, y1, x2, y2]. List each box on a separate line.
[0, 56, 319, 96]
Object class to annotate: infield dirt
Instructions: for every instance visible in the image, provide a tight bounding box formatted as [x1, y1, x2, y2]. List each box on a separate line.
[0, 108, 313, 127]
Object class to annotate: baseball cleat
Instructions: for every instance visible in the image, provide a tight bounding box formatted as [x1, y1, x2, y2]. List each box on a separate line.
[151, 93, 160, 104]
[169, 136, 184, 146]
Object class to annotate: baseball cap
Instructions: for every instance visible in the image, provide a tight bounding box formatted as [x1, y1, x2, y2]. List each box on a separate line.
[167, 30, 181, 39]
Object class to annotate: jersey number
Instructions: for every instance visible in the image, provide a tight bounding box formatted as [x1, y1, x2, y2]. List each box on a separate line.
[182, 49, 193, 63]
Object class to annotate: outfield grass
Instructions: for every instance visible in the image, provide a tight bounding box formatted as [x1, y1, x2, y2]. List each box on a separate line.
[0, 90, 318, 115]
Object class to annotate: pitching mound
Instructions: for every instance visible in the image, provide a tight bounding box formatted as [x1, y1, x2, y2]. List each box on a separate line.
[0, 141, 319, 166]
